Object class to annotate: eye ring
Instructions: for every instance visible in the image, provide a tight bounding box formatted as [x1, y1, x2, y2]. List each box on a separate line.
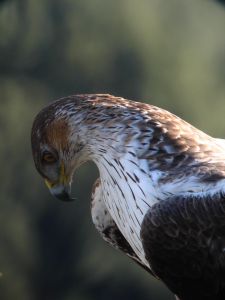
[42, 151, 57, 164]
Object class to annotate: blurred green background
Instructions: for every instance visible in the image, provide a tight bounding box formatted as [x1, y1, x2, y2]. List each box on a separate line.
[1, 0, 225, 299]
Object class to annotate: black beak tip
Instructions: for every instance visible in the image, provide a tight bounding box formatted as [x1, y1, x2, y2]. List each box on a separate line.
[54, 191, 75, 202]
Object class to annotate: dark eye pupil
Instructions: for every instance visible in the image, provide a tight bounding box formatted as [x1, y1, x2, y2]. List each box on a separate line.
[42, 152, 56, 163]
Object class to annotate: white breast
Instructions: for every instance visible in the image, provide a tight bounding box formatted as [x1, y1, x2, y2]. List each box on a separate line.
[97, 153, 158, 267]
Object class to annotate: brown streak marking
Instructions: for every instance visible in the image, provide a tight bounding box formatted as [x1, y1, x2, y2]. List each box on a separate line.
[46, 118, 70, 151]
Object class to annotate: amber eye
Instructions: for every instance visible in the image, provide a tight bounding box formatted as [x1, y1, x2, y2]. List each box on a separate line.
[42, 151, 57, 164]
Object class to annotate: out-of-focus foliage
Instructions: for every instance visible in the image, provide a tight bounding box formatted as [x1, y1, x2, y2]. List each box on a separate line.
[217, 0, 225, 6]
[0, 0, 225, 299]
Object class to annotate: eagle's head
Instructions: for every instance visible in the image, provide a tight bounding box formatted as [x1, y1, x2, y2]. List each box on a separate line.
[31, 98, 87, 201]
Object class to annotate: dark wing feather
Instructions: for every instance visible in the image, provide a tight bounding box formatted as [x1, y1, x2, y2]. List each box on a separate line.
[101, 221, 152, 274]
[141, 192, 225, 300]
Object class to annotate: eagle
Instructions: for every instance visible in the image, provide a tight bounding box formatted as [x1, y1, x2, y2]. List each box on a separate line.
[31, 94, 225, 300]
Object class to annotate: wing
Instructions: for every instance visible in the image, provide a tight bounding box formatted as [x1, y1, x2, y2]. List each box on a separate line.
[141, 191, 225, 300]
[91, 178, 152, 274]
[132, 101, 225, 186]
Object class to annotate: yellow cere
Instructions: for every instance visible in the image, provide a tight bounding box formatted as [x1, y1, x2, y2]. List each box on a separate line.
[44, 163, 69, 189]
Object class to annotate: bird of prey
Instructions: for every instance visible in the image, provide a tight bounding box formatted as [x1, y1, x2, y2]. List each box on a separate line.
[31, 94, 225, 300]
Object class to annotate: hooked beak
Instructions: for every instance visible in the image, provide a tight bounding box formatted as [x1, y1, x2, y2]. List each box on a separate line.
[45, 164, 75, 202]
